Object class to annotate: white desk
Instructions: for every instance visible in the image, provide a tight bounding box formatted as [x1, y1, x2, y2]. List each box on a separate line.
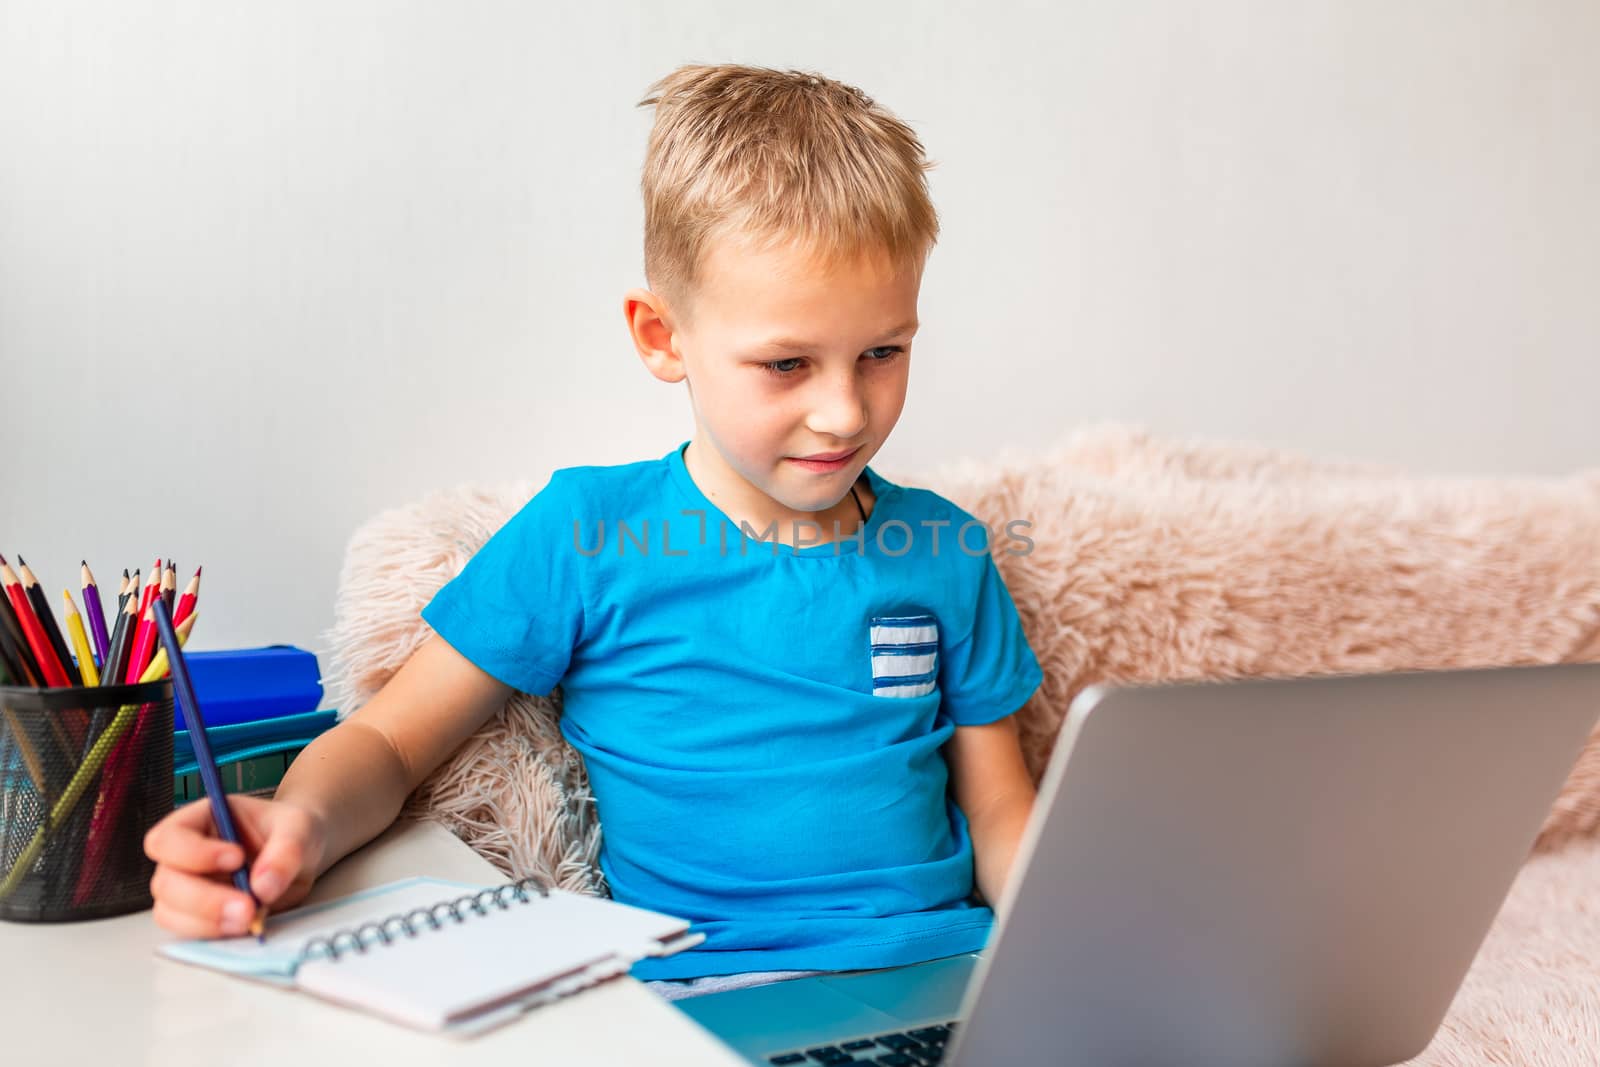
[0, 818, 748, 1066]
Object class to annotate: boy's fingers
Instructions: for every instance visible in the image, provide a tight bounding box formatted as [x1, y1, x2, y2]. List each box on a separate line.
[146, 796, 316, 905]
[249, 828, 306, 904]
[223, 794, 272, 855]
[144, 808, 245, 873]
[152, 900, 227, 940]
[150, 868, 257, 936]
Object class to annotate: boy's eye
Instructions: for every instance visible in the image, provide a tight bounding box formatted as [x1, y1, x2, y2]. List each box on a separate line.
[760, 347, 904, 379]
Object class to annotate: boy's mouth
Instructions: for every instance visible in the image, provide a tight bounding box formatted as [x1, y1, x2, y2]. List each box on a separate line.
[789, 447, 860, 471]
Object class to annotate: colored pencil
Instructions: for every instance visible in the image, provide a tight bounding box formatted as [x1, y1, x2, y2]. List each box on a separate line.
[140, 557, 162, 621]
[160, 562, 177, 616]
[16, 557, 81, 686]
[115, 569, 130, 614]
[0, 613, 195, 902]
[151, 597, 267, 940]
[100, 592, 137, 702]
[0, 570, 43, 684]
[51, 592, 103, 887]
[75, 588, 137, 790]
[123, 568, 139, 616]
[115, 591, 138, 681]
[41, 593, 90, 751]
[0, 621, 34, 687]
[0, 590, 42, 687]
[123, 559, 162, 685]
[60, 588, 100, 687]
[173, 566, 201, 627]
[113, 568, 140, 677]
[1, 557, 70, 687]
[62, 590, 100, 688]
[123, 603, 158, 687]
[80, 561, 111, 667]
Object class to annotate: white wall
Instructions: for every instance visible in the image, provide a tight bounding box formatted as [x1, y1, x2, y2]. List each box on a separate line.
[3, 1, 1597, 662]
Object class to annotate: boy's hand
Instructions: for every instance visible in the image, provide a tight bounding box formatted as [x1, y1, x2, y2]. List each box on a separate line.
[144, 794, 326, 938]
[142, 634, 513, 940]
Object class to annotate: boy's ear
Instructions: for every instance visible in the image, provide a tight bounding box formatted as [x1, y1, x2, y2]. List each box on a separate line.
[624, 288, 686, 384]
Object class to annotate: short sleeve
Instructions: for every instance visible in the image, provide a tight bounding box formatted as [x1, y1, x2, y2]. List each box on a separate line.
[420, 471, 586, 696]
[938, 552, 1045, 726]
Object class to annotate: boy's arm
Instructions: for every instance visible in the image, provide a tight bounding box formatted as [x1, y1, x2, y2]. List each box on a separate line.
[944, 714, 1037, 919]
[275, 633, 513, 878]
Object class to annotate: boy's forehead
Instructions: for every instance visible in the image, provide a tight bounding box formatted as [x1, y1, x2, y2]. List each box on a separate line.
[697, 232, 922, 327]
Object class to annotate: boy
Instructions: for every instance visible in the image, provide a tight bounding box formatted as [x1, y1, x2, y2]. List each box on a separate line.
[144, 63, 1045, 999]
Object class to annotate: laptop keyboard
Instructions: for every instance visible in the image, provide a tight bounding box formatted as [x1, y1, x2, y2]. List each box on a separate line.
[764, 1021, 957, 1064]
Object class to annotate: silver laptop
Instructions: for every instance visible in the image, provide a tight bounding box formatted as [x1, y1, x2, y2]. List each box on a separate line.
[675, 662, 1600, 1066]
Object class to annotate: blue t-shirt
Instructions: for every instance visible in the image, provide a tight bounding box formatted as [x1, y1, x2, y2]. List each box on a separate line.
[420, 440, 1045, 980]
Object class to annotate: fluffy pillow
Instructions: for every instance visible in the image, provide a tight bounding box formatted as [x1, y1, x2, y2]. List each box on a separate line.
[324, 422, 1600, 886]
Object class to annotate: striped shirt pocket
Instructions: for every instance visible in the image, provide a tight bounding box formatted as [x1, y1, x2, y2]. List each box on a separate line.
[868, 613, 939, 698]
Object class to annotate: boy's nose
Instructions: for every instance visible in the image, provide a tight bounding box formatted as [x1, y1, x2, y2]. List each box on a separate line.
[805, 377, 869, 440]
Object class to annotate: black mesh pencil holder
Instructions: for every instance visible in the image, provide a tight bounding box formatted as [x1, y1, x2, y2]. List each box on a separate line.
[0, 680, 175, 922]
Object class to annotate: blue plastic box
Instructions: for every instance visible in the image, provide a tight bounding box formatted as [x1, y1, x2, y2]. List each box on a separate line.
[175, 645, 324, 729]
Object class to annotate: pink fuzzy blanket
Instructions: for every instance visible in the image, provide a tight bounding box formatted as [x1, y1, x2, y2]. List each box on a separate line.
[325, 422, 1600, 1065]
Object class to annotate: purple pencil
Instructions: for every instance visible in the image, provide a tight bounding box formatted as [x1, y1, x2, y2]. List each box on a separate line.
[80, 561, 111, 666]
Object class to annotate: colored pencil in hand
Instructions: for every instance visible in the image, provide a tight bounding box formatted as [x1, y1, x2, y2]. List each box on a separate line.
[80, 561, 111, 668]
[151, 597, 267, 940]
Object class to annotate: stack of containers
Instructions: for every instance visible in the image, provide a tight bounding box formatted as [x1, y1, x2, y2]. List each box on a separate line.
[173, 646, 336, 803]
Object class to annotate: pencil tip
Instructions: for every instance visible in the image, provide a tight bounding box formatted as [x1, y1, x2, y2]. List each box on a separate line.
[15, 555, 24, 566]
[196, 565, 203, 576]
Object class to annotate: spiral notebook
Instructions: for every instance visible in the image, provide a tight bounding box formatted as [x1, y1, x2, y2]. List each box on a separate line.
[156, 874, 704, 1035]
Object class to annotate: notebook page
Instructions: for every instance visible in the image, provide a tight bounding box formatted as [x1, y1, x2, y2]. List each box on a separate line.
[156, 875, 480, 982]
[293, 888, 697, 1031]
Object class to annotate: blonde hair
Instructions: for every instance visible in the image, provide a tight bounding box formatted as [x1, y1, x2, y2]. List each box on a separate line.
[636, 64, 939, 324]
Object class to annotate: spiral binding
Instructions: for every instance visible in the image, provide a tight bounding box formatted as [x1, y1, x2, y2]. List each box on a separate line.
[295, 875, 552, 965]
